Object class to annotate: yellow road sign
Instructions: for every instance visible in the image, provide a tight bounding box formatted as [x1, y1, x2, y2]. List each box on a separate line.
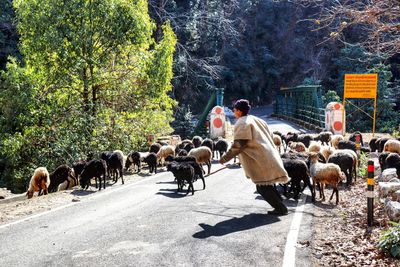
[344, 74, 378, 99]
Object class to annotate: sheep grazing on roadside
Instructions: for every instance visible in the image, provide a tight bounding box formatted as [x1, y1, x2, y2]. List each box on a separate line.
[315, 131, 332, 146]
[48, 164, 76, 193]
[377, 137, 391, 153]
[156, 145, 175, 166]
[281, 158, 313, 200]
[72, 160, 86, 180]
[143, 152, 158, 174]
[272, 134, 283, 153]
[309, 152, 346, 205]
[167, 162, 196, 195]
[369, 136, 380, 152]
[188, 146, 213, 174]
[385, 153, 400, 178]
[26, 167, 51, 199]
[108, 151, 124, 184]
[125, 151, 141, 173]
[192, 136, 203, 148]
[384, 139, 400, 154]
[330, 134, 344, 149]
[214, 139, 229, 159]
[379, 152, 391, 170]
[338, 140, 356, 152]
[149, 143, 162, 154]
[327, 151, 355, 186]
[80, 159, 107, 190]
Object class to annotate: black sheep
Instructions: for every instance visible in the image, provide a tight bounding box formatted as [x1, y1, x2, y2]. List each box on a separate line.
[143, 152, 157, 174]
[379, 152, 390, 170]
[108, 152, 124, 184]
[297, 134, 314, 148]
[184, 142, 195, 153]
[201, 138, 214, 158]
[125, 151, 141, 173]
[369, 136, 380, 152]
[177, 149, 188, 156]
[165, 156, 205, 189]
[48, 164, 76, 193]
[192, 136, 203, 148]
[377, 138, 391, 153]
[282, 132, 298, 149]
[338, 140, 356, 152]
[149, 143, 162, 154]
[315, 131, 332, 146]
[215, 139, 229, 159]
[385, 153, 400, 177]
[80, 159, 107, 190]
[282, 158, 313, 199]
[72, 160, 86, 180]
[328, 152, 355, 186]
[167, 162, 195, 195]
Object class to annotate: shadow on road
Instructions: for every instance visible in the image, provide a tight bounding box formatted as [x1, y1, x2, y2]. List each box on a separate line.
[70, 190, 97, 196]
[156, 188, 193, 198]
[192, 213, 279, 239]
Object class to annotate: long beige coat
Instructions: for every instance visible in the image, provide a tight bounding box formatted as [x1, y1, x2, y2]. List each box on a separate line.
[221, 115, 290, 185]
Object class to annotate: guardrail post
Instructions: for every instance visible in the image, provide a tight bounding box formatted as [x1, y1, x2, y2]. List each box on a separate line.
[367, 160, 374, 227]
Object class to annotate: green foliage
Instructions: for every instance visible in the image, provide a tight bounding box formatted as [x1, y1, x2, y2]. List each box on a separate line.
[0, 0, 19, 69]
[322, 90, 341, 106]
[170, 105, 195, 139]
[0, 0, 177, 193]
[378, 221, 400, 259]
[357, 152, 369, 178]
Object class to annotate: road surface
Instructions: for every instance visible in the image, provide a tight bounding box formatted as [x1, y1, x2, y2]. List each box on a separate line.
[0, 108, 315, 267]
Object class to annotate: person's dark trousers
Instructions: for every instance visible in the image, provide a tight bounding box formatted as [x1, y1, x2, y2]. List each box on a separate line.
[256, 185, 288, 213]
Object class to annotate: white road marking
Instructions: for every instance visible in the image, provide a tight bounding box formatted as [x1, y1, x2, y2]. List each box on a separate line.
[0, 171, 168, 230]
[282, 192, 308, 267]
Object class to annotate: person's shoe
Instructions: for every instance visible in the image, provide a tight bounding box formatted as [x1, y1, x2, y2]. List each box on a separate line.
[268, 209, 288, 216]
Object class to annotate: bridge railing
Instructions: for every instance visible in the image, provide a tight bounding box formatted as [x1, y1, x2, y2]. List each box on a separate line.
[274, 85, 325, 132]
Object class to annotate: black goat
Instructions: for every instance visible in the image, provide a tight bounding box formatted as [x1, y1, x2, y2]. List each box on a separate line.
[167, 162, 196, 195]
[48, 164, 76, 193]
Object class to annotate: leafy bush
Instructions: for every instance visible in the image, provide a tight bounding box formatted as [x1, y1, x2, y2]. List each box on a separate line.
[378, 221, 400, 258]
[357, 152, 369, 178]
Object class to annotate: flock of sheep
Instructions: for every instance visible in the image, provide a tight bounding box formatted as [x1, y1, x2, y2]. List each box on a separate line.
[272, 131, 400, 204]
[26, 128, 400, 204]
[26, 137, 231, 198]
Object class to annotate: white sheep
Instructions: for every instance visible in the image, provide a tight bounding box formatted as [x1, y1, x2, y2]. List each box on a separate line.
[320, 145, 335, 162]
[330, 134, 344, 149]
[188, 146, 213, 174]
[156, 145, 175, 166]
[308, 141, 321, 153]
[113, 149, 126, 167]
[383, 139, 400, 154]
[26, 167, 51, 199]
[57, 171, 78, 191]
[309, 152, 346, 205]
[289, 141, 306, 153]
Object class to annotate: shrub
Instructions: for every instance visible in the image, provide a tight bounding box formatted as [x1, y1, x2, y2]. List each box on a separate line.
[378, 221, 400, 258]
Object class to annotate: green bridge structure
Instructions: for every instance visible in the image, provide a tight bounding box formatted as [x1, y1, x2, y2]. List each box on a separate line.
[273, 85, 325, 131]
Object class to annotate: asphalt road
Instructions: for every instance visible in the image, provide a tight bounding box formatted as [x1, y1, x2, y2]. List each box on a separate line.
[0, 108, 315, 267]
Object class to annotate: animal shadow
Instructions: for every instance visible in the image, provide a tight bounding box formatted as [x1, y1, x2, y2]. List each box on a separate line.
[192, 213, 279, 239]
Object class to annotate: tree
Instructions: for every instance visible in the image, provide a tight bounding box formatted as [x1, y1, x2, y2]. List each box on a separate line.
[295, 0, 400, 57]
[0, 0, 177, 192]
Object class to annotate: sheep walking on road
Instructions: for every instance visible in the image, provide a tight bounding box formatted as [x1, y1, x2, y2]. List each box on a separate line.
[309, 152, 346, 205]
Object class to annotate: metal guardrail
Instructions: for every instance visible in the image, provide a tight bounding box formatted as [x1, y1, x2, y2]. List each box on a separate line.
[274, 85, 325, 131]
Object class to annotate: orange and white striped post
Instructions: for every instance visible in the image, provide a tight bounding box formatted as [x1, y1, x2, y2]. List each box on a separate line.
[367, 160, 375, 227]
